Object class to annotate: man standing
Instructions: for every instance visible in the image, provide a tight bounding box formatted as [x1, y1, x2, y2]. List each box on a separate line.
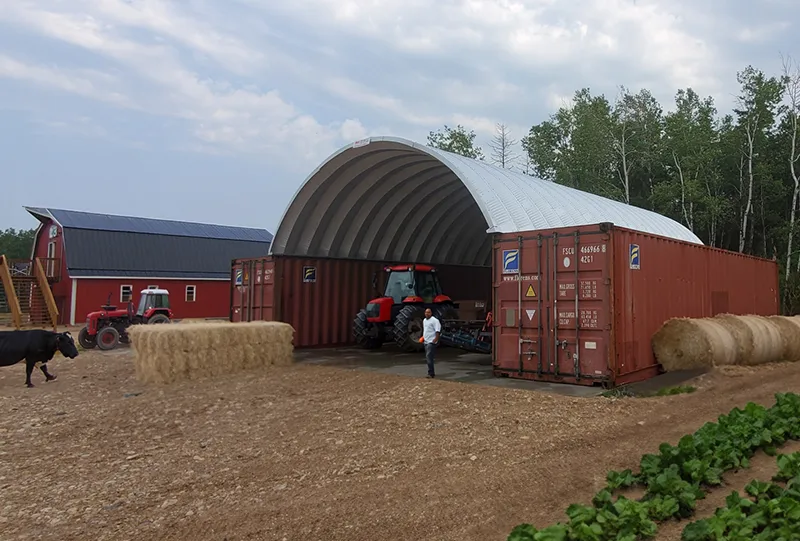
[422, 308, 441, 378]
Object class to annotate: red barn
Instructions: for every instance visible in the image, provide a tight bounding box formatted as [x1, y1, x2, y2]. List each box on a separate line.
[25, 207, 272, 326]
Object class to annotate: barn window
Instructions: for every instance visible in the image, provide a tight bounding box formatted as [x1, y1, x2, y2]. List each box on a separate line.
[120, 285, 133, 303]
[185, 285, 196, 302]
[147, 285, 158, 289]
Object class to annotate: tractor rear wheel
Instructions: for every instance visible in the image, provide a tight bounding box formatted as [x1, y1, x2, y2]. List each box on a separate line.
[394, 305, 425, 352]
[147, 314, 170, 324]
[78, 327, 97, 349]
[434, 304, 459, 323]
[354, 310, 383, 349]
[96, 326, 120, 351]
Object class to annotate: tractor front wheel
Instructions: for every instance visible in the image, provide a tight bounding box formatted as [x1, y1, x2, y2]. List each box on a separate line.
[147, 314, 170, 324]
[96, 326, 120, 351]
[394, 305, 425, 352]
[78, 327, 97, 349]
[354, 310, 383, 349]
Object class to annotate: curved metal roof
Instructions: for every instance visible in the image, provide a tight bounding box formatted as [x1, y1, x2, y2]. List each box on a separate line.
[272, 137, 701, 266]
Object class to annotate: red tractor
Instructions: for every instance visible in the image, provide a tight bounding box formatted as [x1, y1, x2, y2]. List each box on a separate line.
[78, 288, 172, 351]
[353, 264, 459, 352]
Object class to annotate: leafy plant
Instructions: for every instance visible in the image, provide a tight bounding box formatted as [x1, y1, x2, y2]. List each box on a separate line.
[507, 393, 800, 541]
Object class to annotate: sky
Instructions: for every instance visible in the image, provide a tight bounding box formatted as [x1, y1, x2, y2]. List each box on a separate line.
[0, 0, 797, 235]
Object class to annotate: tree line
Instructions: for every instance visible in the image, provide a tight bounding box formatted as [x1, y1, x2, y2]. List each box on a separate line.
[0, 228, 36, 260]
[427, 59, 800, 312]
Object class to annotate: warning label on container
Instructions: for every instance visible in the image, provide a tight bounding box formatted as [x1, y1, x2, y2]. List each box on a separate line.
[525, 284, 536, 297]
[526, 309, 536, 320]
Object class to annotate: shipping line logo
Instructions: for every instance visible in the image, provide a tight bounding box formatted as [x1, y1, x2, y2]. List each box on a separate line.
[629, 244, 640, 270]
[303, 266, 317, 283]
[502, 249, 519, 274]
[234, 268, 243, 285]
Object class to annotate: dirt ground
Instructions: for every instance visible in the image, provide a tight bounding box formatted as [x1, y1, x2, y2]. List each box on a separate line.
[2, 350, 800, 541]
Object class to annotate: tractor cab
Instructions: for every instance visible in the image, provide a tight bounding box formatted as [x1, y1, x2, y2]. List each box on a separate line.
[382, 266, 444, 304]
[136, 288, 170, 317]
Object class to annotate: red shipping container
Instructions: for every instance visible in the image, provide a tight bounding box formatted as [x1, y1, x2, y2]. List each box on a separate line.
[230, 256, 492, 348]
[493, 222, 780, 387]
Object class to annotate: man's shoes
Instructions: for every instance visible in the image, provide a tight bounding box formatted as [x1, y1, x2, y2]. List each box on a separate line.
[426, 374, 435, 379]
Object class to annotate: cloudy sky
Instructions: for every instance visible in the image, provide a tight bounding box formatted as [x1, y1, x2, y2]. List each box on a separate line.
[1, 0, 796, 234]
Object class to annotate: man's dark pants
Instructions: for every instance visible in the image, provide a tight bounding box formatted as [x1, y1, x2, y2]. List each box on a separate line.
[425, 342, 437, 377]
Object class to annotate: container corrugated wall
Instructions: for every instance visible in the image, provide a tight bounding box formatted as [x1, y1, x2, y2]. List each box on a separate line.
[493, 223, 780, 387]
[230, 256, 492, 348]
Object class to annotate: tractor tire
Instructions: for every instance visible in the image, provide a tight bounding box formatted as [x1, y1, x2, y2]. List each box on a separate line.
[78, 326, 97, 349]
[96, 326, 120, 351]
[147, 314, 170, 324]
[434, 304, 459, 323]
[394, 305, 425, 352]
[353, 310, 383, 349]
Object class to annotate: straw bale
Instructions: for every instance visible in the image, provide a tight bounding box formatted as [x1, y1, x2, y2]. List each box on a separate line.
[713, 314, 754, 366]
[767, 315, 800, 362]
[737, 315, 784, 365]
[651, 317, 738, 371]
[128, 321, 294, 384]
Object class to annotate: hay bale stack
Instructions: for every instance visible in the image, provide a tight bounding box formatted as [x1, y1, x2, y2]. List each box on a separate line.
[653, 314, 798, 371]
[767, 315, 800, 362]
[651, 318, 738, 371]
[128, 321, 294, 384]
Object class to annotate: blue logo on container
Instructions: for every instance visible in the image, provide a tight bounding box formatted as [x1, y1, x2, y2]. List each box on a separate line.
[303, 266, 317, 283]
[502, 249, 519, 274]
[234, 268, 243, 285]
[629, 244, 640, 270]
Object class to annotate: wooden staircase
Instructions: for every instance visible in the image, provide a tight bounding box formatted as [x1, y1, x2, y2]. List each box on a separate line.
[0, 255, 59, 331]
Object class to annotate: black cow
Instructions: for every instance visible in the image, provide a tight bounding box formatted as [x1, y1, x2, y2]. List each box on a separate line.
[0, 330, 79, 387]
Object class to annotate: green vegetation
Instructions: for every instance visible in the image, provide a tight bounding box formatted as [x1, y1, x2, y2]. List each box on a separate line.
[507, 392, 800, 540]
[681, 452, 800, 540]
[0, 228, 36, 259]
[430, 60, 800, 311]
[600, 384, 697, 399]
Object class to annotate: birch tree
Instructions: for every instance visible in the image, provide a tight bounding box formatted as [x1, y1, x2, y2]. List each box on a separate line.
[489, 123, 518, 168]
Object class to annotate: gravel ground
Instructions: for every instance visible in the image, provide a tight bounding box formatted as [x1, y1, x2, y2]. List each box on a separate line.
[2, 350, 800, 541]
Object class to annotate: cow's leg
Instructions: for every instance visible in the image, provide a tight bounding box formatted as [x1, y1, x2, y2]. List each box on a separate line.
[25, 360, 35, 388]
[40, 363, 57, 382]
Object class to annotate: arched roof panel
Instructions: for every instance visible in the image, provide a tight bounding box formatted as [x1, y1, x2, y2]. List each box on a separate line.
[272, 137, 701, 267]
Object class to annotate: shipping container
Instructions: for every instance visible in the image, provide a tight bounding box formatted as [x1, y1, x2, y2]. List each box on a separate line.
[493, 222, 780, 387]
[230, 256, 492, 348]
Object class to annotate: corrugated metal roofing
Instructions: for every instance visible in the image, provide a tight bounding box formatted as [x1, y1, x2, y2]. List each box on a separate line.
[59, 229, 271, 279]
[25, 208, 272, 279]
[271, 136, 702, 267]
[25, 207, 273, 242]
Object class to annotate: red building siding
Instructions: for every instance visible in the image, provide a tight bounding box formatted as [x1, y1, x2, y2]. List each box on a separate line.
[32, 218, 72, 325]
[73, 279, 231, 324]
[30, 218, 233, 325]
[493, 223, 779, 387]
[231, 256, 492, 348]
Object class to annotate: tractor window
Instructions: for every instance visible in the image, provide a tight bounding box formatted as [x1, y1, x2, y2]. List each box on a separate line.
[415, 272, 442, 303]
[383, 271, 415, 303]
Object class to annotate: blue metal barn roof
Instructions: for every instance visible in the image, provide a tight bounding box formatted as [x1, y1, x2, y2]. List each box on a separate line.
[25, 207, 272, 280]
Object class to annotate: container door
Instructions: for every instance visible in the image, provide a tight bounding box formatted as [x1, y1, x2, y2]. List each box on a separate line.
[251, 259, 275, 321]
[493, 228, 613, 384]
[548, 230, 613, 383]
[494, 238, 546, 374]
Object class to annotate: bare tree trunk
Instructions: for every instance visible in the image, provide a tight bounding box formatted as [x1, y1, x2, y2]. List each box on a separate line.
[739, 123, 756, 253]
[673, 151, 693, 231]
[780, 55, 800, 277]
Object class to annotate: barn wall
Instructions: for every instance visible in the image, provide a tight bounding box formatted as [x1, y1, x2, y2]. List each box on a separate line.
[32, 218, 72, 325]
[73, 278, 231, 323]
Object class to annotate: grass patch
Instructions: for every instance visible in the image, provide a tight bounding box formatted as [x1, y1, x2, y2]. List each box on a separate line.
[601, 384, 697, 399]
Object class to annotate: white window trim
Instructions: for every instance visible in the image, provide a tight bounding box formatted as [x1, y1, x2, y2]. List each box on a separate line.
[120, 284, 133, 303]
[185, 285, 196, 302]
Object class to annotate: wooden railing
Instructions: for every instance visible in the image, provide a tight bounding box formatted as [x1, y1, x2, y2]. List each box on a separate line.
[0, 255, 59, 331]
[7, 257, 60, 282]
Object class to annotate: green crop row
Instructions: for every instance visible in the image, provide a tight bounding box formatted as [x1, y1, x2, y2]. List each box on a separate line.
[681, 451, 800, 540]
[507, 392, 800, 541]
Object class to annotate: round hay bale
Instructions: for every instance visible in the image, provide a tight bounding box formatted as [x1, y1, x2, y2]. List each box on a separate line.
[652, 317, 738, 371]
[767, 316, 800, 362]
[713, 314, 754, 366]
[736, 315, 784, 365]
